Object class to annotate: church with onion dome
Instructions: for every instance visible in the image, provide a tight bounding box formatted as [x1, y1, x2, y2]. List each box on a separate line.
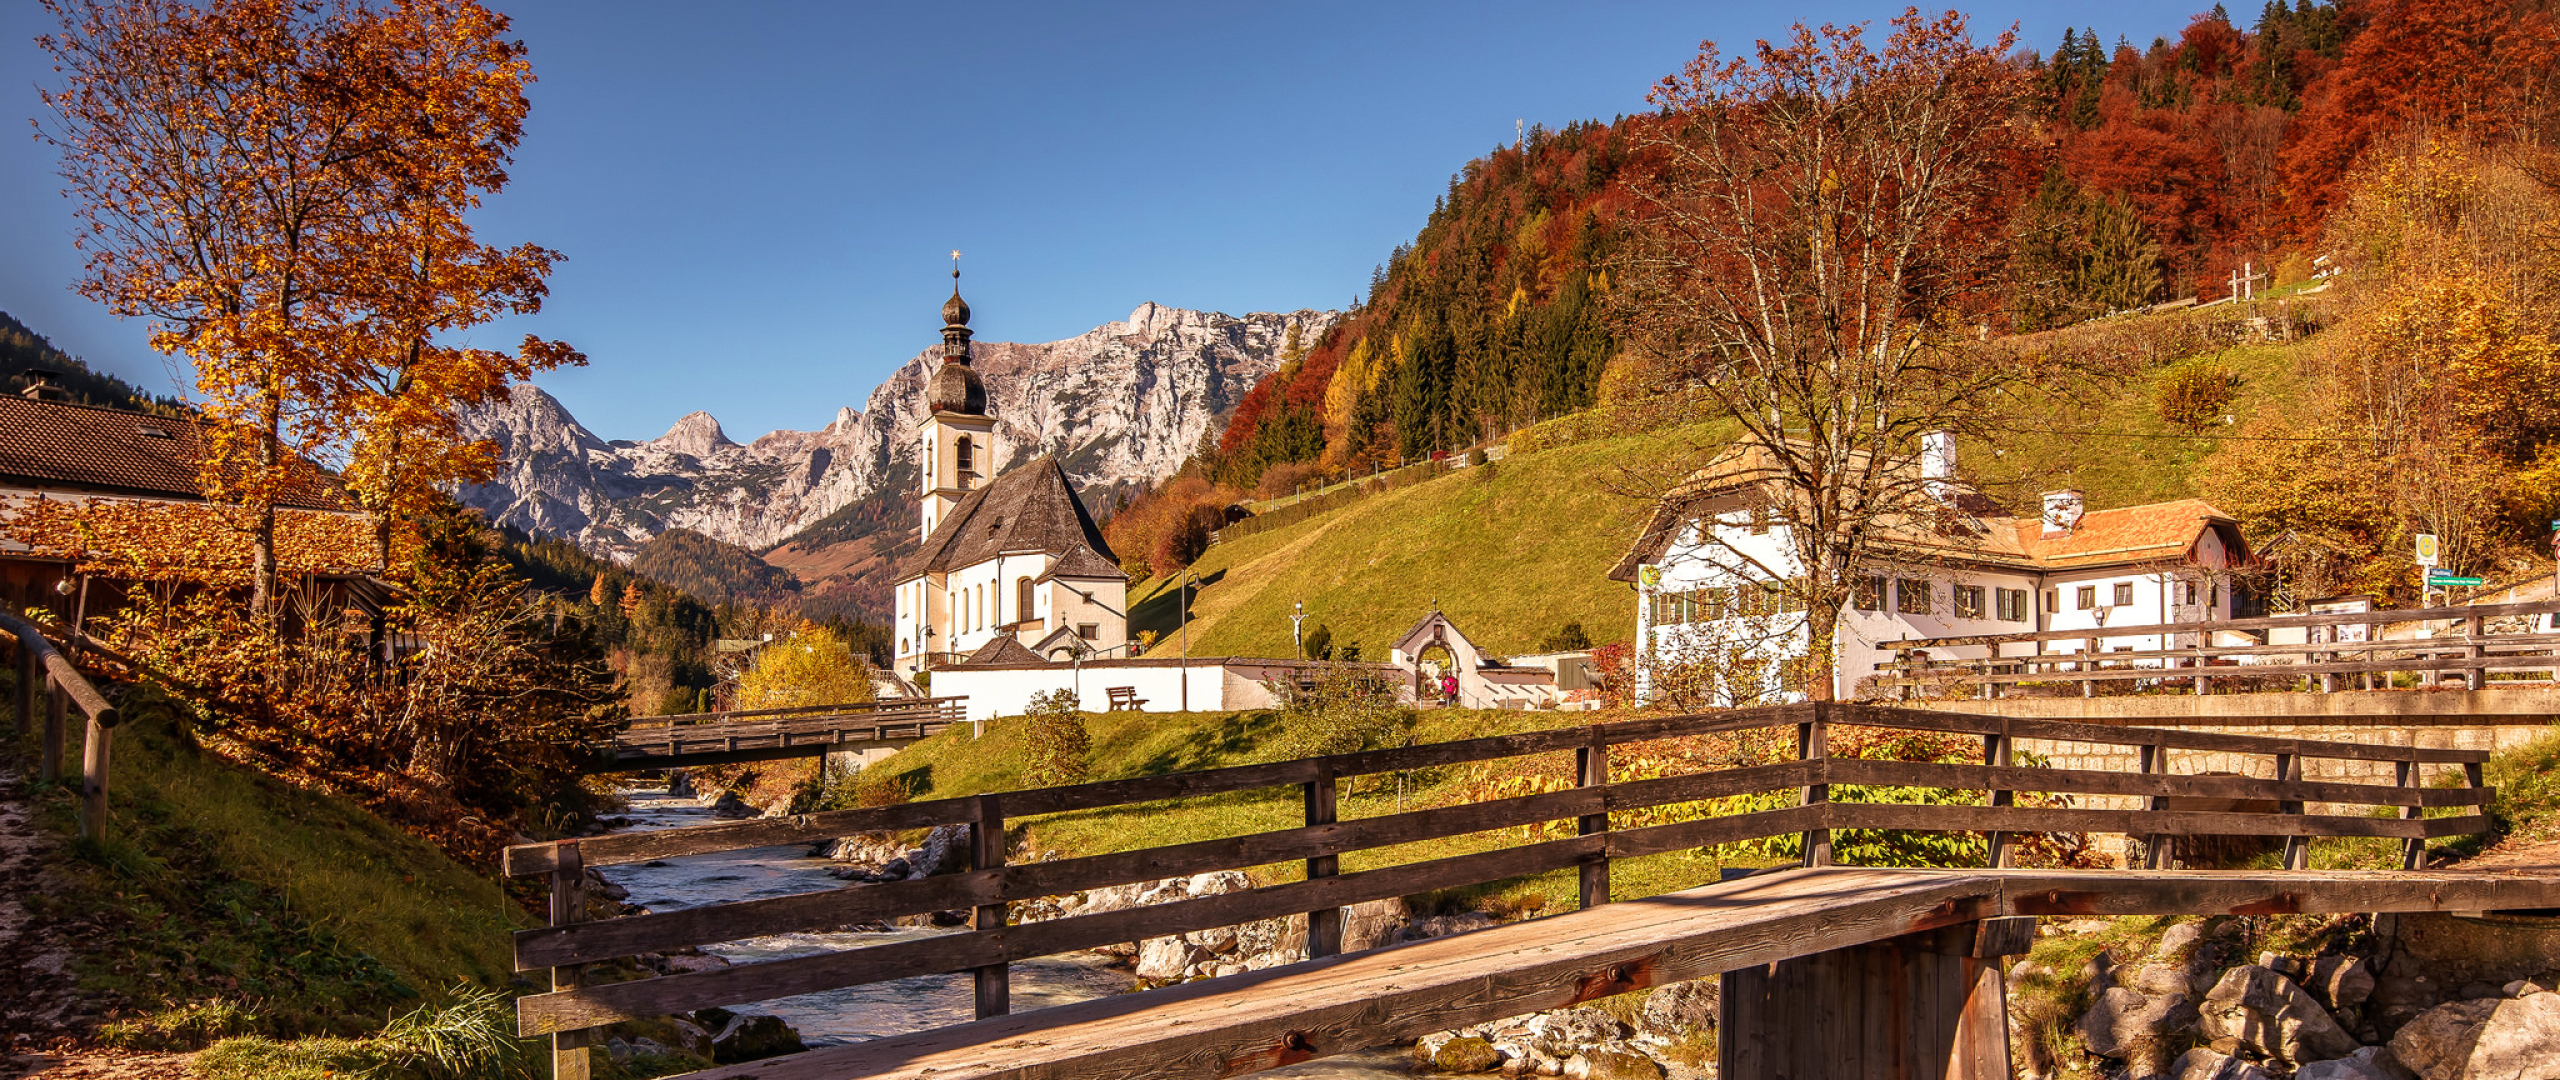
[890, 266, 1131, 680]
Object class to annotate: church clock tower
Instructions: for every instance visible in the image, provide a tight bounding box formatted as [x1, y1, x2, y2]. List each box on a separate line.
[920, 260, 994, 540]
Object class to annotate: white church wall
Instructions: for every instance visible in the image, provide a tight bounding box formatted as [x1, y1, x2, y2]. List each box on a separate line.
[929, 662, 1250, 724]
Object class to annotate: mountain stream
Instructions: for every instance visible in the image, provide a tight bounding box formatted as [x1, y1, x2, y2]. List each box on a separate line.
[597, 786, 1408, 1076]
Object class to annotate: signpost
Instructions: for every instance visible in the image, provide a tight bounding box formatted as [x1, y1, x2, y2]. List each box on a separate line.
[2415, 533, 2440, 567]
[2427, 572, 2485, 588]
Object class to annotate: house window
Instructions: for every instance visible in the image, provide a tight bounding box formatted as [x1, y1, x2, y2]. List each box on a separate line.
[1696, 588, 1725, 621]
[2074, 585, 2096, 610]
[1953, 584, 1985, 620]
[1996, 587, 2028, 622]
[2210, 581, 2221, 607]
[2183, 581, 2198, 605]
[1650, 591, 1677, 625]
[1016, 577, 1035, 625]
[1766, 582, 1799, 613]
[1854, 576, 1884, 612]
[2113, 582, 2135, 606]
[1077, 623, 1098, 640]
[1896, 579, 1931, 615]
[2045, 589, 2059, 614]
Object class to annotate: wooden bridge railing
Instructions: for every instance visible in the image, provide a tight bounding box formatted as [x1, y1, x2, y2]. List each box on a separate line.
[1, 611, 119, 842]
[1876, 598, 2560, 698]
[502, 702, 2495, 1077]
[586, 697, 968, 772]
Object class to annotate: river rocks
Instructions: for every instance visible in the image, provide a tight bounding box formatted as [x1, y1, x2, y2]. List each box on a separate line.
[690, 1009, 806, 1064]
[2202, 964, 2360, 1066]
[704, 791, 756, 819]
[1638, 979, 1718, 1037]
[668, 1018, 713, 1058]
[1563, 1048, 1663, 1080]
[666, 769, 695, 798]
[2388, 993, 2560, 1080]
[2081, 985, 2202, 1070]
[2295, 1046, 2417, 1080]
[1416, 1033, 1503, 1073]
[2178, 1046, 2278, 1080]
[905, 824, 969, 879]
[1135, 936, 1196, 982]
[2316, 955, 2380, 1011]
[1343, 898, 1409, 951]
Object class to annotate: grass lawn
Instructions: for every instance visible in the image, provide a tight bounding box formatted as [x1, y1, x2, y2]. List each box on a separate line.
[5, 680, 527, 1043]
[1127, 421, 1735, 661]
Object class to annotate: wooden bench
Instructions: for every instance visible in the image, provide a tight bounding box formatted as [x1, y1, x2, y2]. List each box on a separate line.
[1105, 686, 1147, 711]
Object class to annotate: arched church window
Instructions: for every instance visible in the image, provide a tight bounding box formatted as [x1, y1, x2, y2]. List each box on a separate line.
[956, 436, 974, 474]
[1017, 577, 1034, 624]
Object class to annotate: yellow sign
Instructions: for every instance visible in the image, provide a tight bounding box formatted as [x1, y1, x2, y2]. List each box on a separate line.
[2415, 533, 2439, 568]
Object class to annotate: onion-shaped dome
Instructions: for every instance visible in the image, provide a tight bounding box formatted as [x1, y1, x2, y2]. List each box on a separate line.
[942, 285, 970, 328]
[927, 361, 985, 415]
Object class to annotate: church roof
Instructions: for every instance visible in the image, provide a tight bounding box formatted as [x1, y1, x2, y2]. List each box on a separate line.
[955, 635, 1048, 666]
[899, 455, 1124, 580]
[1035, 543, 1126, 582]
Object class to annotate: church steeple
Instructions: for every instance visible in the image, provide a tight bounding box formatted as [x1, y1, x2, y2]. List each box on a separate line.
[926, 254, 986, 416]
[920, 255, 996, 545]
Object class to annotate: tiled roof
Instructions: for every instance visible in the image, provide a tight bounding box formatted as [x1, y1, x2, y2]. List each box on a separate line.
[1607, 439, 2245, 580]
[899, 456, 1123, 580]
[0, 396, 353, 511]
[955, 635, 1047, 666]
[1035, 543, 1126, 582]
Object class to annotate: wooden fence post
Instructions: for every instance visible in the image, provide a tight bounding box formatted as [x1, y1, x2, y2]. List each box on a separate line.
[549, 842, 591, 1080]
[1799, 708, 1831, 868]
[42, 683, 66, 785]
[1576, 727, 1610, 910]
[1306, 767, 1343, 958]
[2396, 759, 2426, 871]
[2466, 614, 2486, 691]
[2140, 743, 2173, 869]
[972, 793, 1010, 1018]
[80, 716, 112, 843]
[1983, 729, 2014, 870]
[2276, 751, 2308, 871]
[2082, 638, 2098, 698]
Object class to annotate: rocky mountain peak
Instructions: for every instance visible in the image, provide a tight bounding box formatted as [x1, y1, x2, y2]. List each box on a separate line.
[650, 411, 735, 458]
[455, 304, 1339, 615]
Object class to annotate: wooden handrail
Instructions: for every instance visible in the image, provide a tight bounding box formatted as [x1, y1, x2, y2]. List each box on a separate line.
[506, 702, 2498, 1050]
[2, 610, 120, 843]
[1882, 598, 2560, 653]
[502, 702, 2485, 875]
[618, 696, 967, 731]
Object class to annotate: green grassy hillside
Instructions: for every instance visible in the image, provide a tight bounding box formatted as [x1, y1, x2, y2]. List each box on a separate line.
[1129, 422, 1731, 659]
[1134, 324, 2315, 661]
[6, 682, 526, 1042]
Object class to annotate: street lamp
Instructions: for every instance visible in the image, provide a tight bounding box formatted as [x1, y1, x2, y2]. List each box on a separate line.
[1290, 601, 1308, 658]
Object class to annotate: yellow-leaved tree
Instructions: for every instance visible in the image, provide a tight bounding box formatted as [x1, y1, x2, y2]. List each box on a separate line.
[734, 624, 878, 711]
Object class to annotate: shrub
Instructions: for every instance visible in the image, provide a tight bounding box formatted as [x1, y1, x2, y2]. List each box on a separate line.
[2155, 357, 2242, 432]
[1255, 460, 1326, 501]
[1020, 689, 1092, 788]
[1268, 667, 1411, 760]
[1301, 623, 1333, 660]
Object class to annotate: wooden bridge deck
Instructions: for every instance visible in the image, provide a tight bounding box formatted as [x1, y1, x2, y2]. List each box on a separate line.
[584, 698, 964, 773]
[679, 867, 2560, 1080]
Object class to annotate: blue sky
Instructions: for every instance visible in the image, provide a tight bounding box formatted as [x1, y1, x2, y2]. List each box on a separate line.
[3, 1, 2212, 442]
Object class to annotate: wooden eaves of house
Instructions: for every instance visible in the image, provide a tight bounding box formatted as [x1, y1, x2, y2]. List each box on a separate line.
[0, 390, 382, 632]
[1609, 439, 2251, 702]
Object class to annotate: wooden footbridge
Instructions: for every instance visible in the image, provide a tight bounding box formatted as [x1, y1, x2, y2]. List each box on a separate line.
[504, 702, 2560, 1080]
[581, 698, 966, 773]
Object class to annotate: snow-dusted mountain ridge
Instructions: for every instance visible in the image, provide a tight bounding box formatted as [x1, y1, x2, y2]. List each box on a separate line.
[456, 303, 1334, 561]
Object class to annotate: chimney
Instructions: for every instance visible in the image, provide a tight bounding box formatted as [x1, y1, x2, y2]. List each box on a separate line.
[18, 369, 67, 402]
[1921, 432, 1957, 504]
[2041, 490, 2085, 537]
